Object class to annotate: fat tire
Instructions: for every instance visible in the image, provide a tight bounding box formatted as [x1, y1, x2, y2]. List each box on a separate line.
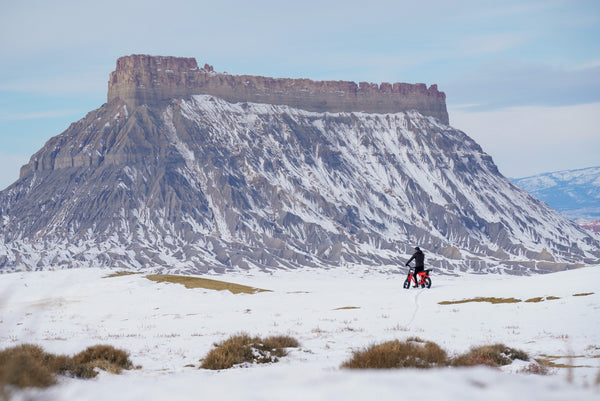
[424, 277, 432, 289]
[403, 279, 410, 289]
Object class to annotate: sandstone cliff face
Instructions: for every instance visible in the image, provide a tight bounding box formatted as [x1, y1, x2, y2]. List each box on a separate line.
[107, 54, 449, 124]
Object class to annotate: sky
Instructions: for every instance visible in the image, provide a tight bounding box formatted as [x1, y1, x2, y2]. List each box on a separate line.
[0, 0, 599, 190]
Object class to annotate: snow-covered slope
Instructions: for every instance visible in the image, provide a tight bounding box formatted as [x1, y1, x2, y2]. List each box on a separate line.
[1, 95, 598, 273]
[1, 267, 599, 400]
[512, 166, 600, 223]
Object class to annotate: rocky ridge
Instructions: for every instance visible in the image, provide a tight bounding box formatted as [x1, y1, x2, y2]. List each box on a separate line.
[107, 54, 449, 124]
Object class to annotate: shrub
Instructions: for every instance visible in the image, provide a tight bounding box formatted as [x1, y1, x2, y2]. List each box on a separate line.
[341, 337, 449, 369]
[452, 344, 529, 367]
[0, 343, 134, 390]
[0, 344, 58, 388]
[69, 345, 134, 378]
[200, 333, 300, 370]
[341, 339, 531, 370]
[262, 335, 300, 350]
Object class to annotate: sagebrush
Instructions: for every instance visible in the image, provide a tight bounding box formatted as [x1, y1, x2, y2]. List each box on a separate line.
[0, 343, 134, 390]
[451, 344, 529, 367]
[200, 333, 300, 370]
[342, 338, 531, 370]
[341, 337, 448, 369]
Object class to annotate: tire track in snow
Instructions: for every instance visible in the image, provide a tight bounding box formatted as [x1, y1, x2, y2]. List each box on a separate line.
[405, 289, 423, 327]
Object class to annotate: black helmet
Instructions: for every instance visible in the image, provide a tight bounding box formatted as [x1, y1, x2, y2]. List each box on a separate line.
[414, 247, 421, 251]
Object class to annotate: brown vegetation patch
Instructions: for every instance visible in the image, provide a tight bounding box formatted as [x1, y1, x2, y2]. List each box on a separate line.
[146, 274, 270, 294]
[536, 354, 592, 369]
[342, 339, 532, 371]
[0, 344, 134, 390]
[439, 297, 522, 305]
[200, 333, 300, 370]
[525, 296, 561, 303]
[451, 344, 529, 367]
[573, 292, 594, 297]
[0, 344, 60, 388]
[341, 337, 449, 369]
[70, 345, 134, 378]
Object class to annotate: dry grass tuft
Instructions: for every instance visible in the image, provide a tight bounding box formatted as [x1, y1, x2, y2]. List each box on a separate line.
[69, 345, 134, 378]
[0, 344, 60, 388]
[573, 292, 594, 297]
[439, 297, 522, 305]
[341, 339, 531, 371]
[452, 344, 529, 367]
[200, 333, 299, 370]
[146, 274, 270, 294]
[0, 343, 134, 390]
[341, 337, 449, 369]
[536, 355, 585, 369]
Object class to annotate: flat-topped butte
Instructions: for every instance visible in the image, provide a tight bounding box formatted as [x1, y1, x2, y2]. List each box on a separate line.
[108, 54, 449, 124]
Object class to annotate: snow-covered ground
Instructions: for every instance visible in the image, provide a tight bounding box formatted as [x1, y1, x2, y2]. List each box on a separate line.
[1, 265, 599, 400]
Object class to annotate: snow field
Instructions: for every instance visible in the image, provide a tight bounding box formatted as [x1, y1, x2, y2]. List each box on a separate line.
[1, 266, 599, 400]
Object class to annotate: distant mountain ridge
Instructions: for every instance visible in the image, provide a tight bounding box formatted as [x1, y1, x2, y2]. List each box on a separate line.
[0, 55, 598, 273]
[512, 166, 600, 223]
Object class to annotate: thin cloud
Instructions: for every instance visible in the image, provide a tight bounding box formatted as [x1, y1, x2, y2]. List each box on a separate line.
[458, 32, 530, 56]
[571, 60, 600, 71]
[449, 102, 600, 177]
[445, 60, 600, 110]
[0, 110, 81, 121]
[0, 70, 107, 95]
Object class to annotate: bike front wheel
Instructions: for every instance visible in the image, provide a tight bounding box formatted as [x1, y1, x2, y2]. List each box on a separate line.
[403, 278, 411, 289]
[423, 277, 431, 288]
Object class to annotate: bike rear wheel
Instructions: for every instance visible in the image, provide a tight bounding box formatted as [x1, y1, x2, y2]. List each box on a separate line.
[424, 277, 431, 288]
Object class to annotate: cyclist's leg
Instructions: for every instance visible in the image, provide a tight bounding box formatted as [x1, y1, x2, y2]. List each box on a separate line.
[414, 268, 424, 286]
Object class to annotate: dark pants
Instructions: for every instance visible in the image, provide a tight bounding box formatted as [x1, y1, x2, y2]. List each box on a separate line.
[414, 266, 424, 285]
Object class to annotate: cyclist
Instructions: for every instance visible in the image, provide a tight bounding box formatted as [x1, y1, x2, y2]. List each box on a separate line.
[405, 247, 425, 287]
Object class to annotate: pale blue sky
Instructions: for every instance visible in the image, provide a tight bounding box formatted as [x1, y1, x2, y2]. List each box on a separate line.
[1, 0, 599, 189]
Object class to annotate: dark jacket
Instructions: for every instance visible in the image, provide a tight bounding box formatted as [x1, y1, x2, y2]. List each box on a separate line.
[406, 249, 425, 268]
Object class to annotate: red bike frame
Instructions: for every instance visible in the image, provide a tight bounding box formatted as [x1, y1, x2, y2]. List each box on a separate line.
[408, 271, 427, 286]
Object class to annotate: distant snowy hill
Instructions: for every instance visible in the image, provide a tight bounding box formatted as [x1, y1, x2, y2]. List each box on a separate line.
[512, 166, 600, 223]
